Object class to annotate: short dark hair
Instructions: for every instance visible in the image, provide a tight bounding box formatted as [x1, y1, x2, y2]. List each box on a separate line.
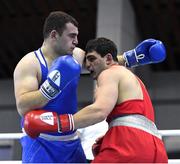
[85, 37, 118, 61]
[43, 11, 78, 39]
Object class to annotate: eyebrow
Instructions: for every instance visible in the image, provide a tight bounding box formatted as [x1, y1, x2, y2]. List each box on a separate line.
[68, 33, 78, 36]
[86, 53, 95, 58]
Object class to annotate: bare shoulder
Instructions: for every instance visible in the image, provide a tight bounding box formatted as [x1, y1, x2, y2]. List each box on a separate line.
[99, 65, 126, 79]
[97, 66, 122, 85]
[110, 65, 135, 78]
[14, 52, 39, 77]
[98, 65, 137, 85]
[114, 65, 142, 97]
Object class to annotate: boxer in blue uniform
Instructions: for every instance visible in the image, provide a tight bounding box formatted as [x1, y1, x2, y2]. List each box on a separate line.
[20, 49, 86, 163]
[14, 11, 87, 163]
[14, 11, 166, 163]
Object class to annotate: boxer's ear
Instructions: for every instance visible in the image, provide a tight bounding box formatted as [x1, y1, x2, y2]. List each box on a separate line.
[105, 53, 113, 65]
[50, 30, 58, 40]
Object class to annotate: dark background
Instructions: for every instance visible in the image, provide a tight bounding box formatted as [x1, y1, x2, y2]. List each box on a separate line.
[0, 0, 179, 79]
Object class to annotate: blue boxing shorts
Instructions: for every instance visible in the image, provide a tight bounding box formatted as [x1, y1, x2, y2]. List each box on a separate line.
[20, 132, 87, 163]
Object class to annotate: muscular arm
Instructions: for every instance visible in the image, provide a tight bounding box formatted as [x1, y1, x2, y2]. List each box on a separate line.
[73, 47, 126, 67]
[73, 69, 119, 129]
[14, 53, 48, 116]
[72, 47, 85, 67]
[73, 39, 166, 68]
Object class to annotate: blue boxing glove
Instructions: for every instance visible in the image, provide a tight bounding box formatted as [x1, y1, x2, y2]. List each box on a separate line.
[40, 55, 81, 100]
[123, 39, 166, 67]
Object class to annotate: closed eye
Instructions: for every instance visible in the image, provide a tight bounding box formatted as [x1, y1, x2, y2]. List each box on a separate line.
[86, 56, 96, 62]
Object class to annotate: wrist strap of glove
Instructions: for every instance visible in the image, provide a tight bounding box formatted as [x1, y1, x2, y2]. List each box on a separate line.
[123, 49, 145, 67]
[58, 114, 75, 133]
[40, 79, 60, 100]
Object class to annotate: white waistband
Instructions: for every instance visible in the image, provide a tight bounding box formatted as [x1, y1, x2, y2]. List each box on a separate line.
[22, 128, 79, 141]
[109, 114, 162, 139]
[39, 132, 79, 141]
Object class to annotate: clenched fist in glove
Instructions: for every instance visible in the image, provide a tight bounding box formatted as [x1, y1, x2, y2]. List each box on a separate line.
[24, 110, 74, 138]
[40, 55, 80, 100]
[123, 39, 166, 67]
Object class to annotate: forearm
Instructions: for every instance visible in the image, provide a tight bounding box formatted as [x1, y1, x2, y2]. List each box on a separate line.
[23, 105, 106, 138]
[117, 54, 126, 66]
[73, 104, 106, 129]
[73, 47, 85, 67]
[16, 90, 49, 116]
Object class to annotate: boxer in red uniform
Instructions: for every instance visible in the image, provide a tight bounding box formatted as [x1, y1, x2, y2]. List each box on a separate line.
[23, 37, 168, 163]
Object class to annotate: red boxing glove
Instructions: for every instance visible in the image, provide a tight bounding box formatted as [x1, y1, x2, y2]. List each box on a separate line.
[59, 114, 75, 132]
[24, 110, 74, 138]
